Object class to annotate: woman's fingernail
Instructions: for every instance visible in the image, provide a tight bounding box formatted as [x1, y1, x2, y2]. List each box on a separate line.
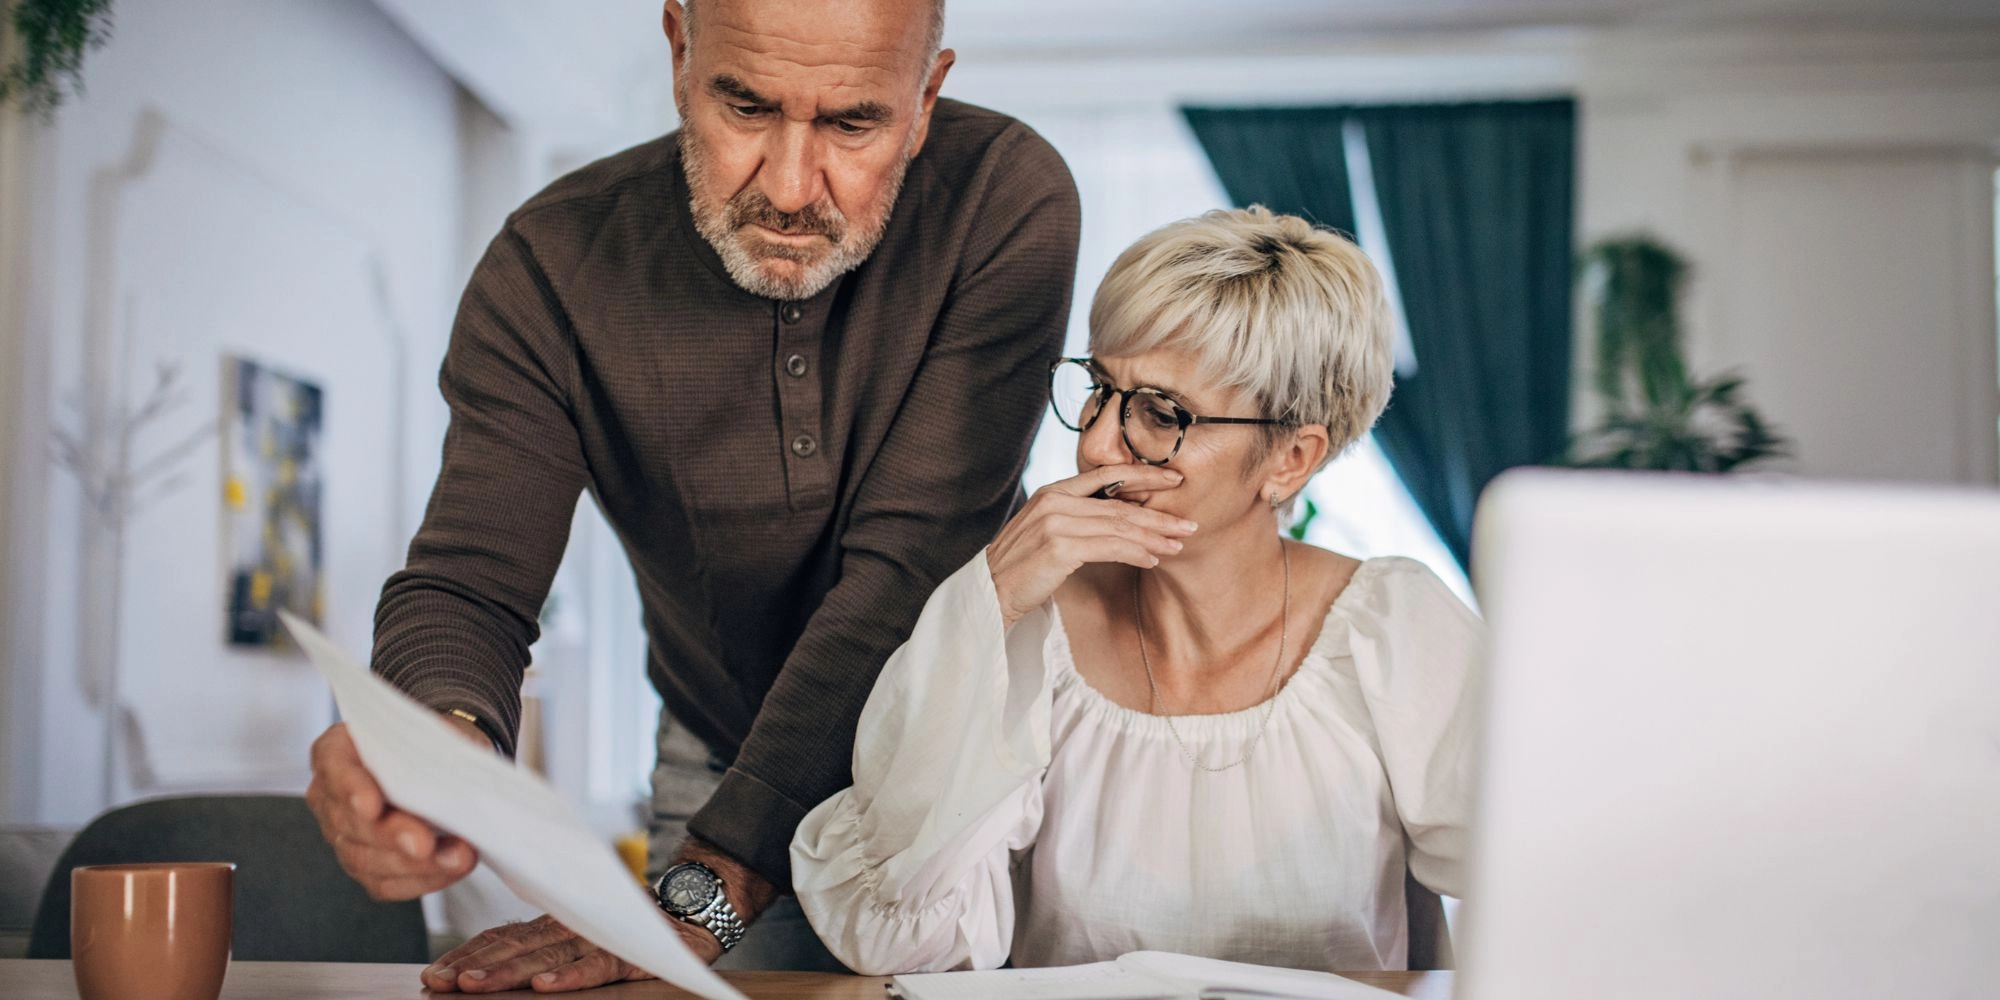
[465, 969, 487, 981]
[536, 973, 557, 985]
[1170, 540, 1184, 550]
[1167, 471, 1184, 482]
[398, 832, 423, 858]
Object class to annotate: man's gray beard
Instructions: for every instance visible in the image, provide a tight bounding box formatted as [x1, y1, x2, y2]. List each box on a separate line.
[682, 123, 913, 302]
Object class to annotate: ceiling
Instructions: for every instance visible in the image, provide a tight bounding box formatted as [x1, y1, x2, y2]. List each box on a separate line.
[946, 0, 2000, 53]
[374, 0, 2000, 140]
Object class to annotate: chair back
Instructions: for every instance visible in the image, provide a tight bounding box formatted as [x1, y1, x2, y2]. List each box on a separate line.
[28, 794, 428, 963]
[1405, 868, 1455, 971]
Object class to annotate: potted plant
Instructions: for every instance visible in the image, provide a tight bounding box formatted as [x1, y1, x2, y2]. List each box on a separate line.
[1566, 236, 1788, 472]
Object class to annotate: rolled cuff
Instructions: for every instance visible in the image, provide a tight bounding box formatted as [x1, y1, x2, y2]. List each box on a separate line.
[687, 765, 809, 890]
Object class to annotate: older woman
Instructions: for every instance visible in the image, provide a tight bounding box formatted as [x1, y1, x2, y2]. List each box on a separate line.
[789, 207, 1483, 975]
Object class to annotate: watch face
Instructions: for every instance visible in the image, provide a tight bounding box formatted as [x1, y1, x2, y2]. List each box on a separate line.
[662, 866, 718, 915]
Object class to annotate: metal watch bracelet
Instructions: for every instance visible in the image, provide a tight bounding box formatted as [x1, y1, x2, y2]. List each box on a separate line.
[692, 897, 746, 952]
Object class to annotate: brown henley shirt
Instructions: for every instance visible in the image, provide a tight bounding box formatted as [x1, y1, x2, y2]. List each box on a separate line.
[371, 98, 1080, 887]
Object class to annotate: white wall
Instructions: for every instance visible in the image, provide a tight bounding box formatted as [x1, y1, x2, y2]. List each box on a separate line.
[2, 0, 462, 825]
[1578, 30, 2000, 482]
[0, 31, 43, 822]
[947, 25, 2000, 485]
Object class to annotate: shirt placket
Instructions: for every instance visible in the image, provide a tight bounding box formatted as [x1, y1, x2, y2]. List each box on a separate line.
[775, 299, 831, 509]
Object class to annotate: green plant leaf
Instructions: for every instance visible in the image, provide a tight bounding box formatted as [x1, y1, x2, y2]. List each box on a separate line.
[1567, 234, 1787, 475]
[1, 0, 116, 120]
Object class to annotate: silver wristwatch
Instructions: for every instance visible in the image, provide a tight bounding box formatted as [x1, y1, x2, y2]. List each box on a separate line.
[654, 861, 746, 952]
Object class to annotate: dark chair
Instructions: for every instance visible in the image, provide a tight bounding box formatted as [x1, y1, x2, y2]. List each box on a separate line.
[1405, 869, 1455, 971]
[28, 794, 428, 963]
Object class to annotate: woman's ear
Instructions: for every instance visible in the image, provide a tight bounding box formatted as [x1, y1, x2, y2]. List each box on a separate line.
[1265, 425, 1331, 505]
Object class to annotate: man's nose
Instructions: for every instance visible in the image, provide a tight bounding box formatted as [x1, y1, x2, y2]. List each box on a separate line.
[758, 121, 826, 216]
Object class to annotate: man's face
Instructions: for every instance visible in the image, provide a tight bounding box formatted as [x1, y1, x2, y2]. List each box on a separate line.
[669, 0, 950, 301]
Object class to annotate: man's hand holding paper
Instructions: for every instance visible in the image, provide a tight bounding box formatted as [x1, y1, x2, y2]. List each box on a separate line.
[282, 611, 746, 1000]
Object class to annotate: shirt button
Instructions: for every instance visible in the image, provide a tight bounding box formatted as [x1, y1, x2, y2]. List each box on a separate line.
[780, 302, 804, 324]
[790, 433, 818, 458]
[785, 354, 809, 378]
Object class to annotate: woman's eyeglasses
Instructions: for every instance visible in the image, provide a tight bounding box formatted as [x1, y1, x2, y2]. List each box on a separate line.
[1048, 357, 1290, 466]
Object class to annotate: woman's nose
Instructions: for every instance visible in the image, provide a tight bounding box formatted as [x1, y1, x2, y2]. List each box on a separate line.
[1078, 398, 1133, 467]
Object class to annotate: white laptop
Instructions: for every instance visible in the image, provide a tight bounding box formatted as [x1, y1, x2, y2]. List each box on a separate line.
[1458, 470, 2000, 1000]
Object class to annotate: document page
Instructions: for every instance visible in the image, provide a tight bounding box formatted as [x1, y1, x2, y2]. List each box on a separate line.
[892, 962, 1177, 1000]
[282, 611, 746, 1000]
[1120, 951, 1407, 999]
[889, 952, 1406, 1000]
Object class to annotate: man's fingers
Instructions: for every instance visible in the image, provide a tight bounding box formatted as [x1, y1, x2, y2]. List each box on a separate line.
[360, 871, 459, 902]
[531, 948, 648, 993]
[375, 808, 440, 861]
[448, 916, 575, 990]
[464, 937, 590, 993]
[310, 725, 385, 825]
[436, 835, 478, 871]
[330, 833, 465, 881]
[426, 921, 529, 989]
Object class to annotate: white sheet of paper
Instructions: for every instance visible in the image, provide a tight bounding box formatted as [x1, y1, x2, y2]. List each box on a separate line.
[892, 962, 1175, 1000]
[280, 611, 746, 1000]
[1119, 952, 1407, 999]
[889, 952, 1405, 1000]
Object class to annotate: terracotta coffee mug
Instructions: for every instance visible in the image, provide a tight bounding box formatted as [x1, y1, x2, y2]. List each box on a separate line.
[71, 863, 235, 1000]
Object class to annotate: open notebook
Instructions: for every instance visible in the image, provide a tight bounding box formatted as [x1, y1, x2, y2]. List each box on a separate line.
[889, 952, 1408, 1000]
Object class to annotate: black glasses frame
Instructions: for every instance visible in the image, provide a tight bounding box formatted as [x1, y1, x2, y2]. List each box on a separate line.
[1047, 357, 1291, 466]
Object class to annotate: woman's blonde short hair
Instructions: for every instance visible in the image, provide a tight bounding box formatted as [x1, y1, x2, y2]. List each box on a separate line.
[1088, 205, 1394, 467]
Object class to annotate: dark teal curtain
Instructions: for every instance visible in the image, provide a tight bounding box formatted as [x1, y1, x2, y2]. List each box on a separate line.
[1183, 107, 1357, 236]
[1182, 100, 1576, 568]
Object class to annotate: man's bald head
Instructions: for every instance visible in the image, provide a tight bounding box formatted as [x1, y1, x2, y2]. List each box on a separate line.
[682, 0, 946, 77]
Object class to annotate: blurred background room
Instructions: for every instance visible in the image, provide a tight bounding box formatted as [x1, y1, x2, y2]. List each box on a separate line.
[1, 0, 1996, 959]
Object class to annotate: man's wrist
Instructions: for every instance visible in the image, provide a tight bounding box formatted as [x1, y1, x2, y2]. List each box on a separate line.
[672, 837, 777, 929]
[438, 707, 506, 754]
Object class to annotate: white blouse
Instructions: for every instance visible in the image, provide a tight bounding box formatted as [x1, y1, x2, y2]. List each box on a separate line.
[790, 549, 1484, 976]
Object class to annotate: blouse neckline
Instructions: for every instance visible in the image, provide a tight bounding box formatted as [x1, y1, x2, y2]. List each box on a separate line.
[1045, 556, 1391, 739]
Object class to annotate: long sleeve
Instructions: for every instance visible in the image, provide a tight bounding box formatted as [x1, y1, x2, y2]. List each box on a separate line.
[1343, 559, 1485, 899]
[690, 127, 1081, 884]
[371, 227, 588, 754]
[791, 551, 1057, 975]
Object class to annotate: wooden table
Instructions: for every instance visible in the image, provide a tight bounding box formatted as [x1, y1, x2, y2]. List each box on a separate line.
[4, 960, 1452, 999]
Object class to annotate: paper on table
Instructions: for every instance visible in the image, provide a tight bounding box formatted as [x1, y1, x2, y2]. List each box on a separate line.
[888, 952, 1405, 1000]
[892, 962, 1176, 1000]
[1119, 952, 1406, 999]
[280, 611, 746, 1000]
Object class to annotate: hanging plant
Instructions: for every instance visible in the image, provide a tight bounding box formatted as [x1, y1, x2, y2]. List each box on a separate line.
[1, 0, 115, 120]
[1565, 236, 1789, 473]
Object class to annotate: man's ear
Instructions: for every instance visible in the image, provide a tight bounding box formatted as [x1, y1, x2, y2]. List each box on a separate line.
[663, 1, 692, 117]
[907, 48, 956, 159]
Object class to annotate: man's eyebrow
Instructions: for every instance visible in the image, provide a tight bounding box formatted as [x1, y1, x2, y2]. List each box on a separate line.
[822, 100, 895, 124]
[708, 75, 770, 105]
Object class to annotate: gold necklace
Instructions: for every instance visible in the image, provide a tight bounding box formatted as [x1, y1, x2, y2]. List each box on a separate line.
[1133, 539, 1291, 773]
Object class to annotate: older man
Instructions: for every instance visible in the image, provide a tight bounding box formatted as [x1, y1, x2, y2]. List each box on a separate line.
[303, 0, 1078, 988]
